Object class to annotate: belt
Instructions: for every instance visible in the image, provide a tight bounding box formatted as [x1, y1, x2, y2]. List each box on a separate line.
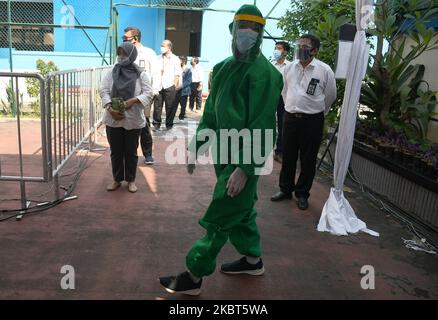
[286, 111, 323, 119]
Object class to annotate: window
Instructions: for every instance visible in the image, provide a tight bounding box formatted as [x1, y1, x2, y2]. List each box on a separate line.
[165, 9, 203, 57]
[0, 1, 54, 51]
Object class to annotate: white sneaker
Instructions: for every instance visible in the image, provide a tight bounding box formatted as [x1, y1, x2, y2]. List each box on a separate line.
[106, 181, 121, 191]
[128, 182, 138, 193]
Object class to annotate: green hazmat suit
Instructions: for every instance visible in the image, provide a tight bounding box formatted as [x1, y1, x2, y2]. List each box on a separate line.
[186, 5, 284, 278]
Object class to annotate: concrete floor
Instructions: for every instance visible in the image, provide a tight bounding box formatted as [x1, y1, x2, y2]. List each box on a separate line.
[0, 117, 437, 300]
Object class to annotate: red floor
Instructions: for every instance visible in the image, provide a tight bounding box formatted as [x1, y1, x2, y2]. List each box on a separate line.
[0, 119, 437, 299]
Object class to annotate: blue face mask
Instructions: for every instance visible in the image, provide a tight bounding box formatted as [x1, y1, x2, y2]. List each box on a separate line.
[235, 29, 259, 54]
[273, 49, 283, 60]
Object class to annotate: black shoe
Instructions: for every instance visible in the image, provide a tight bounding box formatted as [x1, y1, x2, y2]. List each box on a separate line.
[159, 271, 202, 296]
[144, 155, 154, 165]
[220, 257, 264, 275]
[297, 197, 309, 210]
[271, 191, 292, 202]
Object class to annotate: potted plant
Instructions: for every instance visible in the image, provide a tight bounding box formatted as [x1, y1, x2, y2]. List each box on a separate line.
[412, 149, 424, 173]
[421, 151, 431, 175]
[425, 158, 437, 181]
[393, 147, 403, 164]
[355, 130, 366, 143]
[384, 143, 396, 159]
[376, 137, 386, 153]
[401, 144, 417, 167]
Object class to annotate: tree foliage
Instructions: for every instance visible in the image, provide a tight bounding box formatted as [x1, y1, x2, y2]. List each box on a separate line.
[25, 59, 59, 115]
[360, 0, 438, 141]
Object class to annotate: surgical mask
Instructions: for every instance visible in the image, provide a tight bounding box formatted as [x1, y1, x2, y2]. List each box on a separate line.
[297, 48, 313, 61]
[160, 47, 168, 54]
[235, 29, 259, 54]
[117, 56, 130, 65]
[273, 49, 283, 60]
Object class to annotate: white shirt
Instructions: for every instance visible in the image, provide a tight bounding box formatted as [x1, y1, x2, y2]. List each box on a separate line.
[272, 59, 290, 79]
[156, 53, 182, 91]
[134, 44, 157, 87]
[191, 64, 204, 83]
[282, 58, 337, 115]
[99, 67, 153, 130]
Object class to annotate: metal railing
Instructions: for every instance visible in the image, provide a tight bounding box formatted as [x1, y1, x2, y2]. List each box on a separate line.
[0, 72, 48, 210]
[0, 66, 112, 209]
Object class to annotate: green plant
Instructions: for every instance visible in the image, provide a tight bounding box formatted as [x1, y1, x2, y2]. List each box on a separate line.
[25, 59, 59, 115]
[360, 0, 438, 140]
[1, 80, 17, 116]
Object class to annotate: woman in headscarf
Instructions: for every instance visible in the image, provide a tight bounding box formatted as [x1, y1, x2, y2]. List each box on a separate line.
[99, 41, 153, 193]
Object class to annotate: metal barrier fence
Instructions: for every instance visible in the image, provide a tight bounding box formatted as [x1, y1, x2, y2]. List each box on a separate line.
[0, 72, 48, 210]
[0, 66, 112, 208]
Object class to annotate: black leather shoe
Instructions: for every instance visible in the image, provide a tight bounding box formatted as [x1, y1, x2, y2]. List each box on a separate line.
[297, 197, 309, 210]
[271, 191, 292, 202]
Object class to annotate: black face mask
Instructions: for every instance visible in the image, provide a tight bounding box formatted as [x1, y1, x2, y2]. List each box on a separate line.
[298, 48, 313, 61]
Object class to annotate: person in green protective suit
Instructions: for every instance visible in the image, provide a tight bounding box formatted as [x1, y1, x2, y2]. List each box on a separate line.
[159, 4, 283, 296]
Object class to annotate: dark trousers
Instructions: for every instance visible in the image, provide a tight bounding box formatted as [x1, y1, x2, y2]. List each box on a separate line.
[153, 85, 177, 129]
[106, 126, 141, 183]
[173, 89, 189, 119]
[279, 111, 324, 199]
[189, 82, 202, 110]
[275, 96, 285, 155]
[140, 117, 153, 157]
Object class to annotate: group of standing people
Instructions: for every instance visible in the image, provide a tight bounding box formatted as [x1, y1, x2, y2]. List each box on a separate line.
[152, 39, 204, 132]
[99, 26, 204, 193]
[172, 56, 204, 122]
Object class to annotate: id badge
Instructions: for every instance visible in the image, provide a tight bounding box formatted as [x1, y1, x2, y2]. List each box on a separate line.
[306, 78, 320, 96]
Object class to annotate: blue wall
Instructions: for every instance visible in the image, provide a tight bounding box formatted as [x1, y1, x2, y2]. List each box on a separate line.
[53, 0, 110, 53]
[53, 2, 165, 55]
[0, 1, 165, 71]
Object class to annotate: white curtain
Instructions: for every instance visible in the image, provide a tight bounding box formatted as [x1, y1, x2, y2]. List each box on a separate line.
[317, 0, 379, 237]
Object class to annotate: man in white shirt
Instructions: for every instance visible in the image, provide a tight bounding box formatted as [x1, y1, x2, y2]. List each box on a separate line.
[189, 57, 204, 112]
[271, 34, 337, 210]
[123, 27, 157, 165]
[153, 40, 182, 131]
[271, 41, 291, 163]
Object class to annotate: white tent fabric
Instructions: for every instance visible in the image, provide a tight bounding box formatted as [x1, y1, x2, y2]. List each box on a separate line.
[317, 0, 379, 237]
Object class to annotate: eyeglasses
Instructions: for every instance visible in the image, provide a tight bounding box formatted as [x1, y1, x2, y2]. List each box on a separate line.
[122, 36, 134, 42]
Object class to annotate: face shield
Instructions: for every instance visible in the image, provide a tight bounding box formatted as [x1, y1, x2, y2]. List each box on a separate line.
[231, 17, 265, 62]
[293, 40, 317, 62]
